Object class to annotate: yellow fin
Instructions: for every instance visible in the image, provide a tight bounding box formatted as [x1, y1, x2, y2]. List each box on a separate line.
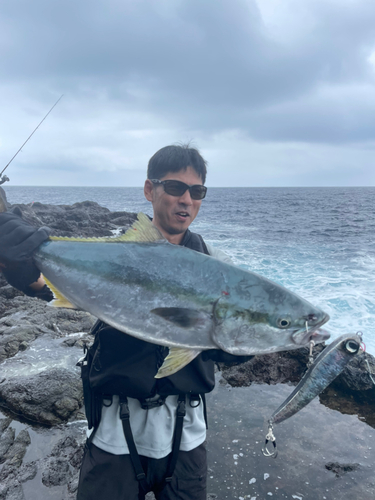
[50, 235, 109, 242]
[154, 348, 201, 378]
[117, 213, 166, 243]
[49, 213, 166, 244]
[43, 276, 77, 309]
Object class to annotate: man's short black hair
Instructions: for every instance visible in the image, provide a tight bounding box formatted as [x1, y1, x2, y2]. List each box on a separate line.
[147, 144, 207, 184]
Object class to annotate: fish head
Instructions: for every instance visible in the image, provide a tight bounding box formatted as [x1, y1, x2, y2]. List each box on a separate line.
[211, 284, 330, 355]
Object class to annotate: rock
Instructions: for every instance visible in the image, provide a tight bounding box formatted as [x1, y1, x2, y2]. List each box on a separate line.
[4, 430, 31, 468]
[325, 462, 360, 477]
[219, 344, 325, 387]
[0, 427, 15, 463]
[0, 482, 25, 500]
[0, 417, 12, 434]
[9, 200, 137, 238]
[42, 457, 70, 486]
[334, 351, 375, 391]
[0, 366, 83, 425]
[41, 435, 85, 489]
[0, 300, 95, 363]
[15, 462, 38, 483]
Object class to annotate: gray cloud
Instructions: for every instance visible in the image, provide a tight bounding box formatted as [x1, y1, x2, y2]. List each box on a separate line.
[0, 0, 374, 186]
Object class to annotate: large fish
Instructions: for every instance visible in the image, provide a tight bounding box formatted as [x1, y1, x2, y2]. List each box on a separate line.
[30, 213, 330, 376]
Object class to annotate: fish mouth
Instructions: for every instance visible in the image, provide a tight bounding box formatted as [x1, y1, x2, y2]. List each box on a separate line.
[292, 312, 330, 345]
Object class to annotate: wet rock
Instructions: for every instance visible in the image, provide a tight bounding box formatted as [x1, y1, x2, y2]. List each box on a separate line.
[0, 427, 15, 463]
[42, 457, 70, 486]
[0, 482, 25, 500]
[0, 324, 46, 363]
[0, 417, 12, 434]
[0, 285, 22, 301]
[0, 430, 31, 481]
[9, 200, 137, 238]
[0, 460, 38, 487]
[325, 461, 360, 477]
[0, 368, 83, 425]
[42, 435, 84, 490]
[219, 344, 325, 387]
[4, 430, 31, 468]
[333, 351, 375, 391]
[68, 475, 80, 495]
[0, 302, 95, 363]
[15, 462, 38, 483]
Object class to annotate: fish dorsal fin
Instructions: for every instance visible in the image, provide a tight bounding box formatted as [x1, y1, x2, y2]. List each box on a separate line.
[49, 213, 166, 244]
[43, 276, 77, 309]
[117, 213, 166, 243]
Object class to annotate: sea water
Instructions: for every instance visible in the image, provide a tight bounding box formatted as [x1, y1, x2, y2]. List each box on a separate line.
[4, 185, 375, 355]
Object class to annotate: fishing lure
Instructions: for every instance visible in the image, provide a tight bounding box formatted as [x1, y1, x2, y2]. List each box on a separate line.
[262, 333, 362, 458]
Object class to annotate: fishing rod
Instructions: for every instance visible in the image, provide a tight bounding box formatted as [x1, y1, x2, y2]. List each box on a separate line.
[0, 94, 64, 183]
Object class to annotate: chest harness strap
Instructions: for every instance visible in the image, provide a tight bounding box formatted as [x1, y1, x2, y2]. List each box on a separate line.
[119, 394, 186, 492]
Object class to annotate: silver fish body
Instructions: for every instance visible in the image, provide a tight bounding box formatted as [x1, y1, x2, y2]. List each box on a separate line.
[270, 333, 361, 426]
[33, 214, 329, 358]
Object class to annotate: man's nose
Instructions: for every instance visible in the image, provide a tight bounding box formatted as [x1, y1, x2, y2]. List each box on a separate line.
[178, 189, 193, 205]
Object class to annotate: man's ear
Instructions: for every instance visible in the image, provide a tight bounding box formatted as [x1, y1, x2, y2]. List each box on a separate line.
[144, 179, 154, 201]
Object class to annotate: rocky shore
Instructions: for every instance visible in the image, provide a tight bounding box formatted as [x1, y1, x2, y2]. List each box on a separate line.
[0, 200, 374, 499]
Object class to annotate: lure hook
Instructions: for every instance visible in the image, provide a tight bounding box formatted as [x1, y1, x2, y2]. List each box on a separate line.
[262, 423, 278, 458]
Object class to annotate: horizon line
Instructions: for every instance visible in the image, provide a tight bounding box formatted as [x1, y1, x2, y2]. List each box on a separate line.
[4, 185, 374, 189]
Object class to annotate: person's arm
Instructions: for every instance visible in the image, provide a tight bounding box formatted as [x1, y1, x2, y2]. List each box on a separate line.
[205, 243, 233, 264]
[29, 275, 47, 291]
[0, 211, 52, 300]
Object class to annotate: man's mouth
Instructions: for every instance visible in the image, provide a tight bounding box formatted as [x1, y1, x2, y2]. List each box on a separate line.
[176, 212, 190, 220]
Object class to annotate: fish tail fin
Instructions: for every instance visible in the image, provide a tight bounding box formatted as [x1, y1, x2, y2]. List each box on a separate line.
[154, 348, 201, 378]
[43, 275, 77, 309]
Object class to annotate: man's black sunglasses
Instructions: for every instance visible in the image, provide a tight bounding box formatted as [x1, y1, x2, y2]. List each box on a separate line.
[150, 179, 207, 200]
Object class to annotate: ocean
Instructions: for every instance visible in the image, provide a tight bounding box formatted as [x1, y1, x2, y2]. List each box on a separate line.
[4, 185, 375, 355]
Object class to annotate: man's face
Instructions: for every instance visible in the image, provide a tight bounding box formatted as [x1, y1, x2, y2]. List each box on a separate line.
[144, 166, 203, 244]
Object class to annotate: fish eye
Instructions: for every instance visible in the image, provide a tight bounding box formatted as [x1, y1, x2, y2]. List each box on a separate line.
[344, 340, 360, 354]
[277, 318, 291, 328]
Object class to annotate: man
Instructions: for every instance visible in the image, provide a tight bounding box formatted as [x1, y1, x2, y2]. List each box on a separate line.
[0, 144, 249, 499]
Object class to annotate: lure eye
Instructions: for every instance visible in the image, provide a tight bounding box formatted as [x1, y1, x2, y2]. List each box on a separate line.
[344, 340, 360, 354]
[277, 318, 291, 329]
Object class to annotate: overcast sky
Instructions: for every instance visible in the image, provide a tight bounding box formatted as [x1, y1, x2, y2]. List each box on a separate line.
[1, 0, 374, 187]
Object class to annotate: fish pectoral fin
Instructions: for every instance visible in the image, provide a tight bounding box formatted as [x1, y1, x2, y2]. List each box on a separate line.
[151, 307, 208, 329]
[43, 276, 77, 309]
[155, 348, 202, 378]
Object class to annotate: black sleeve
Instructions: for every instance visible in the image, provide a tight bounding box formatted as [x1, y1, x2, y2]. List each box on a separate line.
[0, 211, 51, 293]
[0, 212, 50, 264]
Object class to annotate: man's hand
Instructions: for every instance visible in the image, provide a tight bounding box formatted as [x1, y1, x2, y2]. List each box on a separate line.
[0, 211, 50, 264]
[0, 211, 51, 293]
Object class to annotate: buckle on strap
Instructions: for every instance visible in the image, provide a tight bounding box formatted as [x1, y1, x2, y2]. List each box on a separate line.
[140, 395, 166, 410]
[177, 397, 186, 418]
[119, 397, 130, 420]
